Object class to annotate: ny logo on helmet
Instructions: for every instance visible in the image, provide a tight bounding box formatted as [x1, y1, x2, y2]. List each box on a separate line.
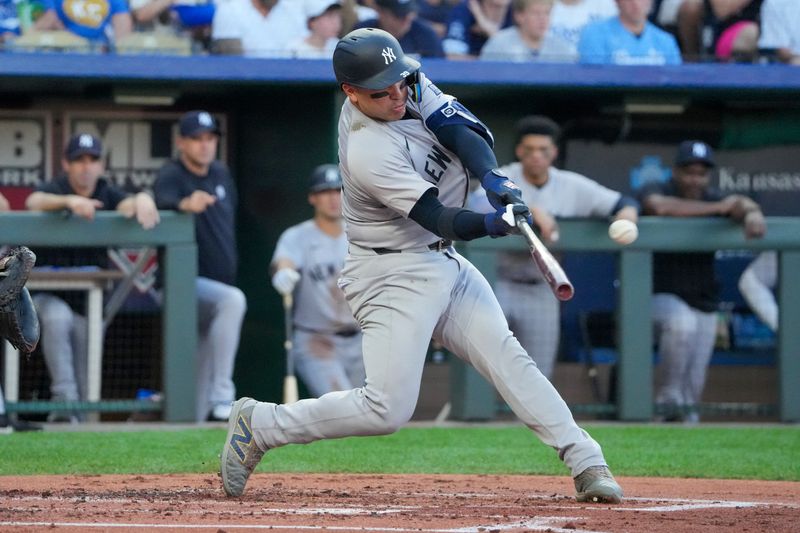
[381, 47, 396, 65]
[79, 134, 94, 148]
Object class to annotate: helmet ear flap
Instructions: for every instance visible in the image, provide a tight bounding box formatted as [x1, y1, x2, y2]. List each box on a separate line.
[406, 71, 421, 103]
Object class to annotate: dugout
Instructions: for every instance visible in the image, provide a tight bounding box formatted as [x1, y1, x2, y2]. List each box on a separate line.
[1, 55, 799, 422]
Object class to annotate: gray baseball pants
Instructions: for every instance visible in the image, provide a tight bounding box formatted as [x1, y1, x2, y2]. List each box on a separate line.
[33, 293, 89, 403]
[293, 329, 365, 398]
[249, 247, 607, 477]
[196, 276, 247, 421]
[652, 293, 717, 413]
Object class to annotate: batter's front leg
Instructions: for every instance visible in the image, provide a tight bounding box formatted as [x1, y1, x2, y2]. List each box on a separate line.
[437, 256, 606, 477]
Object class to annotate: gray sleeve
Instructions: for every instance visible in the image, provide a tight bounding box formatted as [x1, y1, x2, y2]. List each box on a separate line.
[349, 131, 432, 218]
[566, 171, 622, 216]
[271, 225, 305, 268]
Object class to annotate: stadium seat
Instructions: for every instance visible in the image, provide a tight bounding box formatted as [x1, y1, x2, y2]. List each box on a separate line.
[115, 33, 192, 56]
[12, 31, 92, 53]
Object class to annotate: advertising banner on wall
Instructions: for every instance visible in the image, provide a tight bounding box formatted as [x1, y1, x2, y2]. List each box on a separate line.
[0, 110, 228, 303]
[560, 139, 798, 346]
[64, 111, 229, 193]
[565, 140, 800, 216]
[0, 110, 52, 209]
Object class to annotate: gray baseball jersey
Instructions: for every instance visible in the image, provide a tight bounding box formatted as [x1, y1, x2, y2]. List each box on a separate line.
[272, 219, 357, 333]
[339, 73, 471, 250]
[271, 219, 364, 397]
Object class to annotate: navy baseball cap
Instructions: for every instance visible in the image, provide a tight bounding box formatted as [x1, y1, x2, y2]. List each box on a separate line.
[65, 133, 102, 161]
[179, 110, 221, 137]
[309, 164, 342, 193]
[675, 140, 715, 167]
[375, 0, 417, 17]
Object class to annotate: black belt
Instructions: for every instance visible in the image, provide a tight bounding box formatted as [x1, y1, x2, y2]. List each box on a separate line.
[372, 239, 452, 255]
[296, 326, 360, 337]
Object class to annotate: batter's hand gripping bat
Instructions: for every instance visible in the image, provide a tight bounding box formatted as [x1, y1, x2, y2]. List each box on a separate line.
[282, 293, 299, 404]
[515, 215, 574, 301]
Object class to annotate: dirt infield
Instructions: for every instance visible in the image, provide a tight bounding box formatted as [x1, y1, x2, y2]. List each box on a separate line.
[0, 473, 798, 532]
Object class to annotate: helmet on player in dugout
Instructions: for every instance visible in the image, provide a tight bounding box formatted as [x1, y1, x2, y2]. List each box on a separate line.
[332, 28, 421, 96]
[309, 164, 342, 194]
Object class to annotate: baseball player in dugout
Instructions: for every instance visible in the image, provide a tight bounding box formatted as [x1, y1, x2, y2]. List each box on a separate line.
[469, 115, 639, 380]
[153, 111, 247, 423]
[270, 164, 366, 397]
[221, 28, 623, 504]
[25, 133, 160, 423]
[637, 140, 766, 423]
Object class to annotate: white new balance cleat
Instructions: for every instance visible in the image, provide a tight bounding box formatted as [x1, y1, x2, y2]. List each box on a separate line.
[574, 465, 623, 503]
[220, 397, 265, 497]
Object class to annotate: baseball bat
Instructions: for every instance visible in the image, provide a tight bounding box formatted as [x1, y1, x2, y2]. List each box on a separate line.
[282, 293, 299, 404]
[515, 215, 574, 301]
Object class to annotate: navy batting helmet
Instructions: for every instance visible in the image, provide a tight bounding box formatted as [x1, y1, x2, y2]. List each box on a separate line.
[332, 28, 421, 90]
[309, 164, 342, 193]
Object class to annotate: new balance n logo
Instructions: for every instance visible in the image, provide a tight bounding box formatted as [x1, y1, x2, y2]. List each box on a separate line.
[229, 414, 253, 462]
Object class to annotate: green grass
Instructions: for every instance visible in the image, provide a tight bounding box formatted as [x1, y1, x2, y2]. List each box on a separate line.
[0, 425, 798, 480]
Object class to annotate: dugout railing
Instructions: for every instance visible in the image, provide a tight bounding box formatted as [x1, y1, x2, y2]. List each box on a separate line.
[458, 217, 800, 423]
[0, 212, 197, 422]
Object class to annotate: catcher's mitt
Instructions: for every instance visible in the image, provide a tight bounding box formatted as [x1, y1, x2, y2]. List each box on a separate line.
[0, 246, 40, 354]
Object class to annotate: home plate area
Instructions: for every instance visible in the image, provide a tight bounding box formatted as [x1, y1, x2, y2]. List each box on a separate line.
[0, 473, 797, 532]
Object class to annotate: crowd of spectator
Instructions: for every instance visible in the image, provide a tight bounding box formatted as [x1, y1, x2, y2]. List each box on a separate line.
[0, 0, 797, 64]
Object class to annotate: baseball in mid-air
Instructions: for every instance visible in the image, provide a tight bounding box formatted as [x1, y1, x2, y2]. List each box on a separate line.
[608, 219, 638, 245]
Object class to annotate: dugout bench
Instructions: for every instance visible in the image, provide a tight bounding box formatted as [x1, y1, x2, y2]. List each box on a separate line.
[456, 217, 800, 423]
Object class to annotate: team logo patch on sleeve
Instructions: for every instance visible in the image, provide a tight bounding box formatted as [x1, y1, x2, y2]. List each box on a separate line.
[441, 105, 457, 118]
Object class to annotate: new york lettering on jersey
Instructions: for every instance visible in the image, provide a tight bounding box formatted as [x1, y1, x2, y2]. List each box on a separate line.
[306, 261, 339, 283]
[423, 145, 452, 183]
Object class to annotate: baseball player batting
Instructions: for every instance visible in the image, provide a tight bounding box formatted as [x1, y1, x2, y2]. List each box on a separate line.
[270, 164, 366, 399]
[220, 28, 623, 504]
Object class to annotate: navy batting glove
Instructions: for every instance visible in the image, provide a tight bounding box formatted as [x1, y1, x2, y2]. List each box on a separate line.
[484, 203, 532, 237]
[481, 169, 524, 210]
